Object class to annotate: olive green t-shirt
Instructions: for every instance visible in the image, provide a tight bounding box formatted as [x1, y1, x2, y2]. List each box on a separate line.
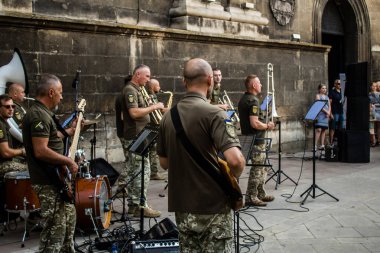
[121, 82, 150, 140]
[0, 117, 12, 163]
[157, 92, 241, 214]
[210, 85, 221, 105]
[11, 101, 26, 149]
[238, 92, 265, 140]
[22, 100, 64, 185]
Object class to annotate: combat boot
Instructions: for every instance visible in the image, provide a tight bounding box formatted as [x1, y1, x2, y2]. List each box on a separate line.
[134, 206, 161, 218]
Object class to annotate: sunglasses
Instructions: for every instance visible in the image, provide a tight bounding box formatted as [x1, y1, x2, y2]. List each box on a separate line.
[1, 104, 16, 109]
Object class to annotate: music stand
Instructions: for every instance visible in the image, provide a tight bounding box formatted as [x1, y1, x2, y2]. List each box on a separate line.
[128, 125, 159, 238]
[300, 100, 339, 205]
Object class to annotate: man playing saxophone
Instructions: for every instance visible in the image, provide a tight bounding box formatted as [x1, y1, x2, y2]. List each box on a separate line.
[119, 64, 163, 218]
[146, 78, 167, 180]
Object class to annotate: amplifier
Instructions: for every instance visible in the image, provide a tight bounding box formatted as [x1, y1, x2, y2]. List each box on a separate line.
[129, 239, 179, 253]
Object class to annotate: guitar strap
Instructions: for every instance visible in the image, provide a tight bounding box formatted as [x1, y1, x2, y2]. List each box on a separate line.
[170, 105, 236, 198]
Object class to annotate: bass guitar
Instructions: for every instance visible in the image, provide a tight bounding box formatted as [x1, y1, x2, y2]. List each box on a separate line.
[56, 99, 86, 203]
[218, 158, 243, 211]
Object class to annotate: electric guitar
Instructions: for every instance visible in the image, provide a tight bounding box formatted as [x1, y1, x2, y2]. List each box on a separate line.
[217, 158, 243, 211]
[56, 99, 86, 203]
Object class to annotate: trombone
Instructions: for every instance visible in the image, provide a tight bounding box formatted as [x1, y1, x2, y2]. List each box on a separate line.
[219, 90, 240, 123]
[266, 63, 279, 124]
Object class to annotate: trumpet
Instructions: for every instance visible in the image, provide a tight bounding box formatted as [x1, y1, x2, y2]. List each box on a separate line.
[266, 63, 279, 124]
[141, 86, 163, 125]
[219, 90, 240, 123]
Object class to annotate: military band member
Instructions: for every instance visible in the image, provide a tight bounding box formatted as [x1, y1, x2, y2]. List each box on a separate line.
[146, 78, 166, 181]
[210, 68, 229, 111]
[0, 94, 27, 178]
[7, 83, 27, 148]
[238, 74, 275, 207]
[119, 65, 163, 218]
[157, 58, 245, 252]
[22, 74, 78, 252]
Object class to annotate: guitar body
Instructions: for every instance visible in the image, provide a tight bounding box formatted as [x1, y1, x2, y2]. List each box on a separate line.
[54, 99, 86, 203]
[56, 166, 74, 203]
[217, 158, 243, 211]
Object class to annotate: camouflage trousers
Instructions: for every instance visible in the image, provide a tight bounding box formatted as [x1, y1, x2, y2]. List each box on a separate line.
[149, 143, 160, 175]
[32, 185, 76, 253]
[119, 139, 151, 206]
[245, 143, 268, 201]
[0, 160, 27, 178]
[175, 211, 233, 253]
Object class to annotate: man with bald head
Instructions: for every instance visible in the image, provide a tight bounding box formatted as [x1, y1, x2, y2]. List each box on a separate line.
[119, 64, 163, 218]
[7, 83, 27, 148]
[157, 58, 245, 252]
[146, 78, 166, 180]
[22, 74, 78, 252]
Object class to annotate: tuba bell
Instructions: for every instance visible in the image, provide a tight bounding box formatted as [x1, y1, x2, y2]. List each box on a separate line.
[0, 48, 29, 143]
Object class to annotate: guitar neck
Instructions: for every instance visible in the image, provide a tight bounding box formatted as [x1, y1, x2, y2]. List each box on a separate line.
[69, 112, 84, 161]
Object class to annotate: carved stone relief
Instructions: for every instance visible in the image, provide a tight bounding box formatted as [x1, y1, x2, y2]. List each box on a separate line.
[269, 0, 295, 26]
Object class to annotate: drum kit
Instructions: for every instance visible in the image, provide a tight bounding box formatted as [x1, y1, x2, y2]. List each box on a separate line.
[0, 118, 117, 247]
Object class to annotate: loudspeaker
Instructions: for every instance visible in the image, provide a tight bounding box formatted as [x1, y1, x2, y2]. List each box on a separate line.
[142, 218, 179, 240]
[345, 62, 368, 97]
[90, 158, 120, 186]
[339, 130, 370, 163]
[346, 97, 369, 131]
[129, 239, 179, 253]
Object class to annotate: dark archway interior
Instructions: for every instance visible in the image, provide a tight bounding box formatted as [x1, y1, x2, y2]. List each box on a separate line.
[322, 0, 358, 89]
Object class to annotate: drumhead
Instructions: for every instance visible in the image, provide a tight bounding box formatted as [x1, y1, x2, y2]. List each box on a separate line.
[4, 171, 30, 179]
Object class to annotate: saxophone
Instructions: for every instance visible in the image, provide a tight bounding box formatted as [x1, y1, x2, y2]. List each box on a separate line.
[141, 86, 163, 125]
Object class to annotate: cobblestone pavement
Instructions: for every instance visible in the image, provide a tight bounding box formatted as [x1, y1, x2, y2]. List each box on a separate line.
[1, 147, 379, 252]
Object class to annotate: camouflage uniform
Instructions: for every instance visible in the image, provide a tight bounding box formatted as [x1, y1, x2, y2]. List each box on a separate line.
[32, 185, 76, 253]
[210, 85, 221, 105]
[122, 139, 151, 207]
[245, 143, 267, 200]
[0, 161, 27, 178]
[0, 116, 27, 177]
[23, 100, 77, 253]
[149, 143, 160, 176]
[238, 92, 269, 202]
[11, 101, 26, 149]
[175, 212, 233, 253]
[157, 92, 241, 251]
[120, 82, 154, 209]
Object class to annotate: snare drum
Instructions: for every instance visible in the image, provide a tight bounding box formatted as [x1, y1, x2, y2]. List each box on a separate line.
[75, 175, 112, 231]
[4, 171, 41, 212]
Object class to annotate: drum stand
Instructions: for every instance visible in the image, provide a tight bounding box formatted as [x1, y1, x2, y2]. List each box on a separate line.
[21, 198, 42, 248]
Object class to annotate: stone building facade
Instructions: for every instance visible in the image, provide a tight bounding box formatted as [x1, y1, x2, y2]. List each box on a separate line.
[0, 0, 378, 162]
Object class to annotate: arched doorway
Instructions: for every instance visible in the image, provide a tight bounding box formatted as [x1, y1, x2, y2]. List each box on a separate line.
[313, 0, 371, 87]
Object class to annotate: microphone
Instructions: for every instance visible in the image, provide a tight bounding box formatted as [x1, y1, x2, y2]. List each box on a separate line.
[72, 68, 81, 89]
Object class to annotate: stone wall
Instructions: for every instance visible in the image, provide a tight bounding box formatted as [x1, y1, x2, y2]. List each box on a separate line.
[10, 0, 380, 162]
[0, 11, 328, 162]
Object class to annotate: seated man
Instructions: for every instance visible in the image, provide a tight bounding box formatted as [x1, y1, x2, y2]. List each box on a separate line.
[0, 94, 27, 178]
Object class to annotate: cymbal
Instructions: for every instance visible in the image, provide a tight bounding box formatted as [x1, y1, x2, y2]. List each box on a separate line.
[83, 119, 101, 126]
